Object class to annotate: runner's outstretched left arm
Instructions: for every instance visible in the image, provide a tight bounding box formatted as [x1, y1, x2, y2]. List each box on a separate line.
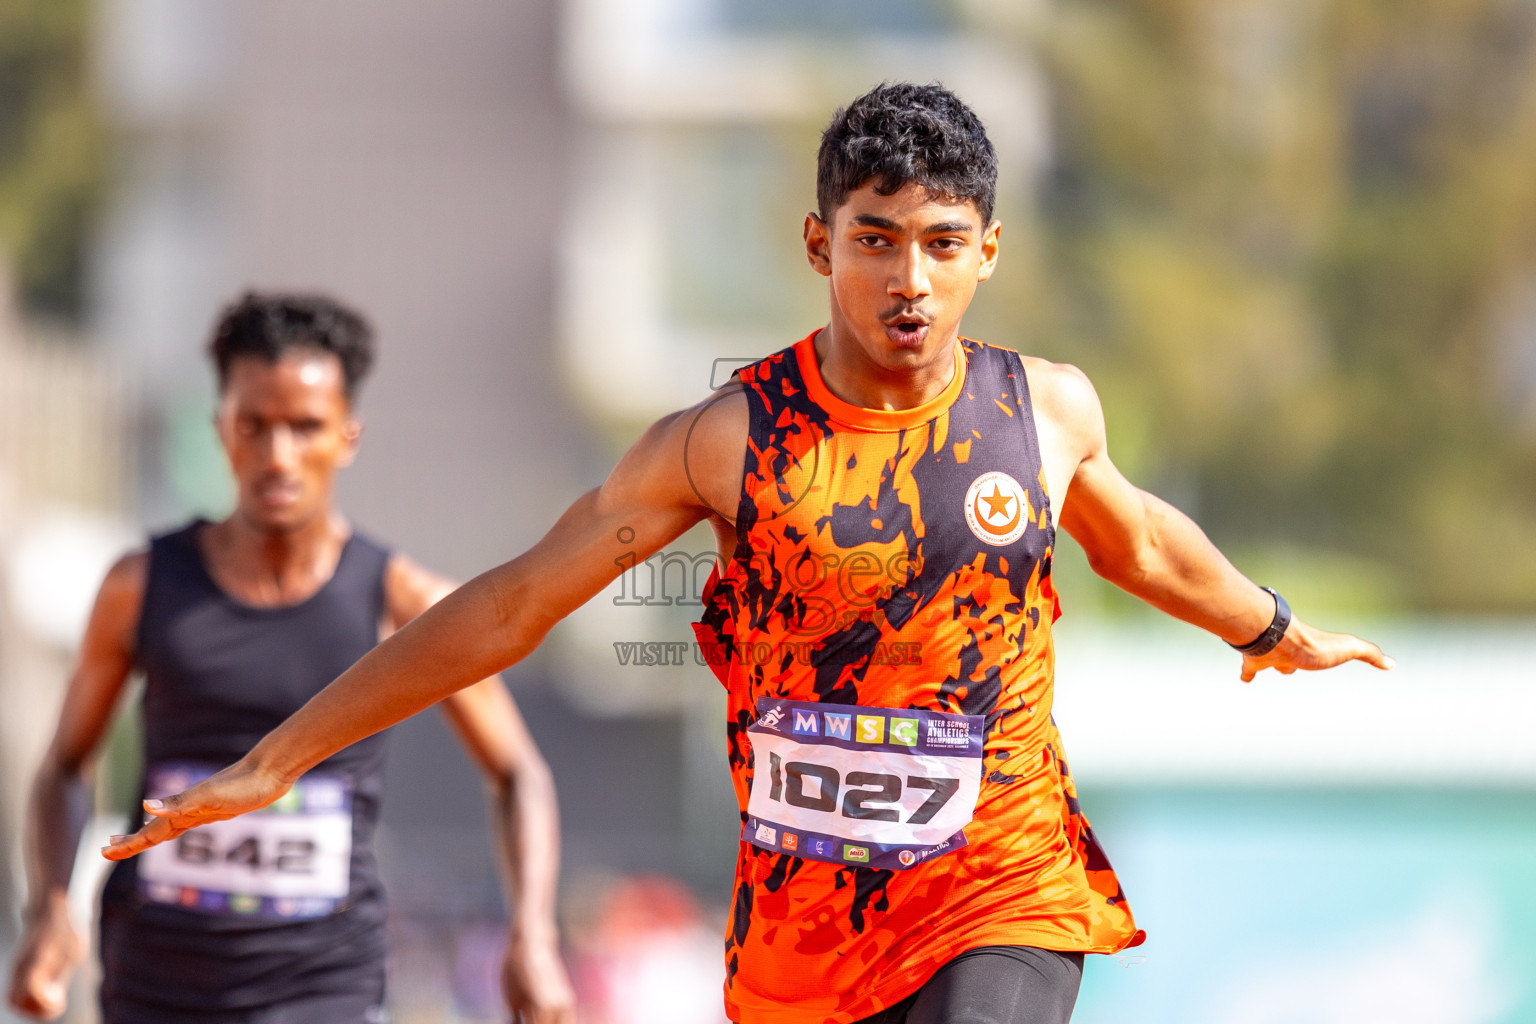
[1042, 362, 1394, 682]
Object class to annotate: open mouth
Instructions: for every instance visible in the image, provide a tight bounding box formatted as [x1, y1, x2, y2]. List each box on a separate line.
[884, 317, 930, 347]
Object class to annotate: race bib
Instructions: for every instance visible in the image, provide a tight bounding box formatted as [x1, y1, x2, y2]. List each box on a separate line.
[744, 698, 985, 870]
[137, 762, 353, 920]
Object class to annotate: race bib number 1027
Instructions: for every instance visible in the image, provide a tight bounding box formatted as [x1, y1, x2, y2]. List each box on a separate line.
[744, 698, 984, 871]
[136, 762, 353, 920]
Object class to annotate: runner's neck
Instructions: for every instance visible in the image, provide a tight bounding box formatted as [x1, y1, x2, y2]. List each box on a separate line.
[812, 324, 961, 412]
[199, 511, 353, 608]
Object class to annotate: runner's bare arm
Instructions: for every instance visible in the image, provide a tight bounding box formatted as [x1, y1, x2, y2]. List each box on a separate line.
[384, 556, 575, 1024]
[102, 387, 748, 859]
[1033, 360, 1392, 682]
[8, 553, 145, 1021]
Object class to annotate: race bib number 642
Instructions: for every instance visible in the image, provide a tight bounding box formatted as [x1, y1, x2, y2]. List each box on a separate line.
[137, 762, 353, 919]
[744, 698, 984, 871]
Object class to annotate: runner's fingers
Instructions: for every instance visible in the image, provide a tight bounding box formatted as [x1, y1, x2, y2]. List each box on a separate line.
[7, 971, 32, 1016]
[1357, 640, 1395, 671]
[142, 786, 203, 819]
[8, 990, 45, 1019]
[1314, 633, 1393, 672]
[503, 966, 573, 1024]
[30, 978, 65, 1020]
[9, 968, 65, 1020]
[100, 814, 186, 860]
[141, 782, 231, 827]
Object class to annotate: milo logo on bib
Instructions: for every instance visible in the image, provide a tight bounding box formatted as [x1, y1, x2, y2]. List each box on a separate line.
[744, 698, 985, 870]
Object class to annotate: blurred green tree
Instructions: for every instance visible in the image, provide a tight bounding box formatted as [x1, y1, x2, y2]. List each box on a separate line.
[0, 0, 104, 321]
[968, 0, 1536, 613]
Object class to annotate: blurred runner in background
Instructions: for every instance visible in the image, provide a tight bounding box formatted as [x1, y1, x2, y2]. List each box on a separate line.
[102, 87, 1391, 1024]
[7, 293, 575, 1023]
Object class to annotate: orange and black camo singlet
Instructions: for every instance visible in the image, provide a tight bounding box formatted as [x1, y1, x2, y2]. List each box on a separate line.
[695, 333, 1145, 1023]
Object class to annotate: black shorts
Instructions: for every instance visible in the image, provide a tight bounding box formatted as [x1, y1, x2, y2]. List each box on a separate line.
[101, 984, 386, 1024]
[98, 896, 388, 1024]
[853, 946, 1085, 1024]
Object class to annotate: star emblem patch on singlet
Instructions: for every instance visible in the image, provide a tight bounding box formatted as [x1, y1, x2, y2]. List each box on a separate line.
[963, 471, 1031, 546]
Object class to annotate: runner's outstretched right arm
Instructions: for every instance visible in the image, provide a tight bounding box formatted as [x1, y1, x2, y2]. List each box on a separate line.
[102, 389, 748, 861]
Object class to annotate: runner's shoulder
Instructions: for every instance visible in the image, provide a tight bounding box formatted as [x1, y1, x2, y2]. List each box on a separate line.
[643, 383, 748, 470]
[671, 379, 749, 440]
[102, 548, 149, 599]
[625, 383, 749, 514]
[90, 548, 150, 650]
[1017, 355, 1104, 433]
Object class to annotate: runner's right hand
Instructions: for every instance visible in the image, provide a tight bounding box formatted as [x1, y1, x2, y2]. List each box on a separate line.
[503, 929, 577, 1024]
[100, 757, 292, 861]
[7, 903, 83, 1021]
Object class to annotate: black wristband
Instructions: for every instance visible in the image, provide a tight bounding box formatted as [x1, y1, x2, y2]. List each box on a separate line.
[1229, 586, 1291, 657]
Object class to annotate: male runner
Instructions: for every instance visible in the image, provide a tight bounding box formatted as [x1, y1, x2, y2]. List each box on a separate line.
[8, 294, 575, 1023]
[102, 87, 1391, 1023]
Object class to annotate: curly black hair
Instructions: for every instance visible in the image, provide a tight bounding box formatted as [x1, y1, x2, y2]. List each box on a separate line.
[817, 82, 998, 225]
[208, 292, 375, 400]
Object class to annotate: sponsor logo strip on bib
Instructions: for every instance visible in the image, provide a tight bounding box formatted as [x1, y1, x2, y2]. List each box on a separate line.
[137, 762, 353, 919]
[745, 698, 984, 870]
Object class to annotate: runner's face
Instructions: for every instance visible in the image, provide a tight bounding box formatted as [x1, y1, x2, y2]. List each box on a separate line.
[806, 182, 1000, 372]
[215, 352, 359, 532]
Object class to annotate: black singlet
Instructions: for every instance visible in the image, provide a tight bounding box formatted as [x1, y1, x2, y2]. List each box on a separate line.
[99, 521, 392, 1015]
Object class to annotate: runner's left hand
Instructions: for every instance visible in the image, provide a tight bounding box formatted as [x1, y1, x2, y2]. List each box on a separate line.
[1239, 617, 1394, 683]
[503, 929, 576, 1024]
[99, 757, 292, 860]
